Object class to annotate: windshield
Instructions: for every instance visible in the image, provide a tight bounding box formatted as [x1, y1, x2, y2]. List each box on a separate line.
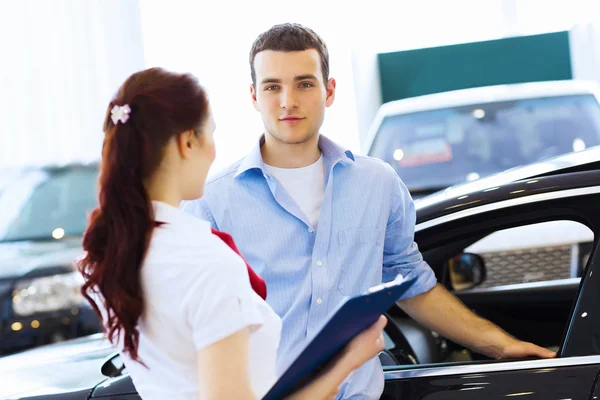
[0, 167, 98, 242]
[368, 94, 600, 192]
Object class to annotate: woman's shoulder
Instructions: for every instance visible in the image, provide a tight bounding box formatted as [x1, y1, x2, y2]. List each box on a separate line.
[144, 201, 249, 283]
[148, 224, 245, 273]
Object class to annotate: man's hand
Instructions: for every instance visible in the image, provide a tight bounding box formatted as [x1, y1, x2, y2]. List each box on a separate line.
[498, 339, 556, 360]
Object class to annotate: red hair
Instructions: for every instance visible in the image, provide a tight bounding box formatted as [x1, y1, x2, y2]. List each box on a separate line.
[78, 68, 209, 363]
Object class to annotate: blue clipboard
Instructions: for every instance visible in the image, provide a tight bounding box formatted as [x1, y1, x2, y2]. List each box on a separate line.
[262, 275, 417, 400]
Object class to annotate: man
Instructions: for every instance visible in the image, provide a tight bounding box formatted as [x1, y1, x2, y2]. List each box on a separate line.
[182, 23, 555, 399]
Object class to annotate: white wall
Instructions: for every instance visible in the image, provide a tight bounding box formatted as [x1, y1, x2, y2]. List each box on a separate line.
[139, 0, 364, 175]
[2, 0, 600, 168]
[0, 0, 145, 168]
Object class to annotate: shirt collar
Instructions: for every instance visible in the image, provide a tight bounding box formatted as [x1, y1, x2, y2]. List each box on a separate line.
[152, 200, 211, 233]
[234, 134, 355, 179]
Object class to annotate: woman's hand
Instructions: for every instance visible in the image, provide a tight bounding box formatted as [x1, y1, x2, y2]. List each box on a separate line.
[325, 387, 340, 400]
[342, 315, 388, 371]
[287, 315, 388, 400]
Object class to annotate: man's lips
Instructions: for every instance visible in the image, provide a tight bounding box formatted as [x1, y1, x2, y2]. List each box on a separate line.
[279, 116, 305, 124]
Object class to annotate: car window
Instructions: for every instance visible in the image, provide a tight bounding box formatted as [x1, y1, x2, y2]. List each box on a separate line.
[369, 95, 600, 192]
[440, 220, 592, 362]
[0, 167, 98, 241]
[386, 216, 595, 370]
[453, 220, 594, 290]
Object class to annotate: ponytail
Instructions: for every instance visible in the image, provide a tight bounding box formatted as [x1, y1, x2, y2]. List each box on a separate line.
[79, 117, 154, 363]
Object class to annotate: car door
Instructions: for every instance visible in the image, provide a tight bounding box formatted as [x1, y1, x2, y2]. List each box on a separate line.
[381, 186, 600, 399]
[382, 358, 599, 399]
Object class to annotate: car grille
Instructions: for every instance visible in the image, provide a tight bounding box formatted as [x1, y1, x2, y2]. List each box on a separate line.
[479, 244, 572, 288]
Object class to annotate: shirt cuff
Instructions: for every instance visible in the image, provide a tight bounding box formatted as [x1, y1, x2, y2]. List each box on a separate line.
[394, 261, 438, 301]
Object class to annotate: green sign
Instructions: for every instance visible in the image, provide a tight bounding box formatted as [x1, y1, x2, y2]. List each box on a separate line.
[378, 31, 572, 104]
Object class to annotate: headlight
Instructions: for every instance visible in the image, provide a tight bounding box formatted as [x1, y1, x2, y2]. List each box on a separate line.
[12, 271, 85, 316]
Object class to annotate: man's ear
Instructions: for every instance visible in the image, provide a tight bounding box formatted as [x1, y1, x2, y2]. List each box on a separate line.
[251, 84, 260, 111]
[325, 78, 336, 108]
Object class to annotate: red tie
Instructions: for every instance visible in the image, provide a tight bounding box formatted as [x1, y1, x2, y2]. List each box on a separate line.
[211, 228, 267, 300]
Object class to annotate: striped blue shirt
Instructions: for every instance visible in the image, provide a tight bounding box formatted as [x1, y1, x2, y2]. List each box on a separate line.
[181, 135, 437, 399]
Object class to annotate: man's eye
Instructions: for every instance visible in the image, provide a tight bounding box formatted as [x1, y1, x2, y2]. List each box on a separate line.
[300, 82, 314, 88]
[265, 85, 279, 91]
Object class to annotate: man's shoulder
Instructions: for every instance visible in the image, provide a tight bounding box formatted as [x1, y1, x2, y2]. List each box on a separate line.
[350, 154, 396, 178]
[205, 160, 241, 188]
[200, 155, 259, 206]
[181, 156, 256, 221]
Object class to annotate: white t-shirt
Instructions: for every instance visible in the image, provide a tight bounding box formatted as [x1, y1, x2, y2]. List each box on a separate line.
[110, 201, 282, 400]
[264, 154, 325, 229]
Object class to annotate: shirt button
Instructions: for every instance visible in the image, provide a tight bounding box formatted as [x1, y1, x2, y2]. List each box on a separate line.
[316, 260, 323, 267]
[308, 227, 314, 233]
[316, 298, 323, 304]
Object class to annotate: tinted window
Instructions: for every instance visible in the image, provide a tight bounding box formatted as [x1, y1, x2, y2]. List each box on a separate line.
[369, 95, 600, 192]
[0, 167, 98, 241]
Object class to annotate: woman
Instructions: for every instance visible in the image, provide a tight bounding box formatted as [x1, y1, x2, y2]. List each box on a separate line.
[78, 67, 387, 400]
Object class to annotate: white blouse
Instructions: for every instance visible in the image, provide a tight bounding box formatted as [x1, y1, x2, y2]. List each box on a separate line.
[114, 201, 282, 400]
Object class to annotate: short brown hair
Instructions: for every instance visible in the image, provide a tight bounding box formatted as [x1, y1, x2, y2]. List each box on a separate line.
[249, 23, 329, 86]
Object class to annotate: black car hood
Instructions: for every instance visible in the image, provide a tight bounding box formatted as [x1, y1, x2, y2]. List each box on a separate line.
[0, 334, 114, 399]
[414, 146, 600, 216]
[0, 239, 83, 280]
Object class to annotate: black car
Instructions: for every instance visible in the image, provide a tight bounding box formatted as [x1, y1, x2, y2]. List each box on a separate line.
[3, 148, 600, 399]
[0, 164, 101, 354]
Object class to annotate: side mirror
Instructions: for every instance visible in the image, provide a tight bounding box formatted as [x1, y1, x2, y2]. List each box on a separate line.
[101, 353, 125, 378]
[448, 253, 486, 291]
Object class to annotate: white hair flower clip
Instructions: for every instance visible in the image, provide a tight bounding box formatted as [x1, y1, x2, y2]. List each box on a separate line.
[111, 104, 131, 125]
